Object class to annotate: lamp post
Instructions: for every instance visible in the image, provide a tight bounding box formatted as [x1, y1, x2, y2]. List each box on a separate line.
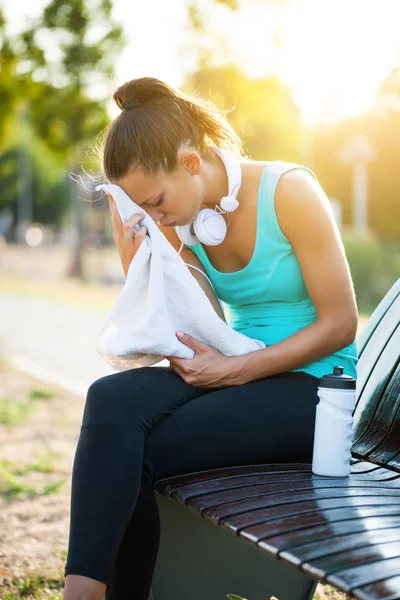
[15, 104, 33, 242]
[339, 134, 375, 234]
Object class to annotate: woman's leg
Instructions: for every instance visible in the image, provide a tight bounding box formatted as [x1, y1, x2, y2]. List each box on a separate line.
[64, 366, 208, 599]
[106, 370, 319, 600]
[105, 482, 159, 600]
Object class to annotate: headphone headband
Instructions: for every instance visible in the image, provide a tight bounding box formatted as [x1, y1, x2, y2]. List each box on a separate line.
[211, 147, 242, 212]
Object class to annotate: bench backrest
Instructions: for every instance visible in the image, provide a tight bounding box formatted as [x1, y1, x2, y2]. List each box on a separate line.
[352, 277, 400, 472]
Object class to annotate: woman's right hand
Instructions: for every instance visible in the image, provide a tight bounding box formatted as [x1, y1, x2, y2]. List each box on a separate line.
[107, 193, 147, 278]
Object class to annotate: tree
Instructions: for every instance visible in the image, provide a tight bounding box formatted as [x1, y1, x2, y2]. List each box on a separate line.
[15, 0, 124, 161]
[184, 64, 303, 162]
[0, 10, 19, 148]
[0, 0, 125, 230]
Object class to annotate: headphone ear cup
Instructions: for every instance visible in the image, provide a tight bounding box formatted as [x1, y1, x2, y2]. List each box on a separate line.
[193, 209, 227, 246]
[175, 223, 200, 246]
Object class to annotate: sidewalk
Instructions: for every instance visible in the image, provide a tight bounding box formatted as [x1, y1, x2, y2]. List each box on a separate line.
[0, 293, 114, 396]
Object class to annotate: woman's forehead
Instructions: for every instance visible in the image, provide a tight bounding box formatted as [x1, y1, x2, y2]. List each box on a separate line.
[118, 170, 163, 204]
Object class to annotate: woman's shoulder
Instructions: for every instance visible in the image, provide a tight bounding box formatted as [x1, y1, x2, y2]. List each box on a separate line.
[275, 165, 326, 210]
[274, 166, 333, 243]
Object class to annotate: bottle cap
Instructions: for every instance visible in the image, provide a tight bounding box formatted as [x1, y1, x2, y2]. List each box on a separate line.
[319, 366, 356, 390]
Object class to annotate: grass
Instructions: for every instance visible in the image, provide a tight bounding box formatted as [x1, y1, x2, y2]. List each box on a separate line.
[0, 397, 36, 427]
[0, 571, 64, 599]
[29, 387, 57, 400]
[227, 588, 354, 600]
[0, 451, 66, 499]
[0, 383, 56, 427]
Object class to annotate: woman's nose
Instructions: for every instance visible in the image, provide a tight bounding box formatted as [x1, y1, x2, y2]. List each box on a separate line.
[146, 209, 164, 223]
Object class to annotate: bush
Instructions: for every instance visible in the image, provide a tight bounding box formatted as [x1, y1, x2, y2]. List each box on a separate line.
[343, 235, 400, 314]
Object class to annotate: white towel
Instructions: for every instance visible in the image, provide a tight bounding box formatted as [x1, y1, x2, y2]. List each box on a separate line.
[96, 183, 265, 371]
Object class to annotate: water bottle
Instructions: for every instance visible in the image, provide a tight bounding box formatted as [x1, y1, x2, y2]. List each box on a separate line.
[312, 366, 357, 477]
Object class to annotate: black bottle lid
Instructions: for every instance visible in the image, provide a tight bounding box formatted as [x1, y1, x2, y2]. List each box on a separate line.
[319, 366, 356, 390]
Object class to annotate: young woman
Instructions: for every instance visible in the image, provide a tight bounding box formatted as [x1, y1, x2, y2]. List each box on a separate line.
[64, 77, 358, 600]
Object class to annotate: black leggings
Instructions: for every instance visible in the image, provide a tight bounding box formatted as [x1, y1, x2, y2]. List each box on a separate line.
[65, 366, 319, 599]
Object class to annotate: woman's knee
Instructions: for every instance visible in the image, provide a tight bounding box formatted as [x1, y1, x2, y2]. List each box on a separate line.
[82, 368, 162, 426]
[82, 376, 119, 425]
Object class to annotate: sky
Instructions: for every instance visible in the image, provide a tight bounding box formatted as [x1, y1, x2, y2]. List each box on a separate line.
[3, 0, 400, 125]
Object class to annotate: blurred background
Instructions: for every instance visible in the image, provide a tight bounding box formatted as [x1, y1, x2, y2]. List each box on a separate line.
[0, 2, 399, 596]
[0, 0, 399, 385]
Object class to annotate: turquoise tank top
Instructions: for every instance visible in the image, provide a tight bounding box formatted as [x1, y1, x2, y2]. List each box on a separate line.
[183, 161, 358, 380]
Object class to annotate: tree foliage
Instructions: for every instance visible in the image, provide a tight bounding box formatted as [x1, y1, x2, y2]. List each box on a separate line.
[185, 61, 400, 241]
[12, 0, 124, 159]
[184, 64, 303, 162]
[0, 0, 124, 228]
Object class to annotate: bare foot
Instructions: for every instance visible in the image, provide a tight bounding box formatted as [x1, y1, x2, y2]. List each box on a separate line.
[64, 574, 107, 600]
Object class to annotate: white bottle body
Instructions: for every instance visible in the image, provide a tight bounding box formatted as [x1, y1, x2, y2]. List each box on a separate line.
[312, 387, 357, 477]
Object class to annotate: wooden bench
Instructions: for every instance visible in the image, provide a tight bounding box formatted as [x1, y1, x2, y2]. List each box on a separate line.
[151, 277, 400, 600]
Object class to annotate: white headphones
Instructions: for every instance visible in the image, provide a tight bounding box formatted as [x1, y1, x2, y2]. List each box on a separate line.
[175, 146, 242, 246]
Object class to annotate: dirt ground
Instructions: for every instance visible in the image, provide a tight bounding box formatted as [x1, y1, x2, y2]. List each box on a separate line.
[0, 361, 351, 600]
[0, 362, 83, 599]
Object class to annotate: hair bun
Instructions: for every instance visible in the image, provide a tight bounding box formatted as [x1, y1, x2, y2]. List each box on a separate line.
[113, 77, 178, 111]
[114, 93, 141, 110]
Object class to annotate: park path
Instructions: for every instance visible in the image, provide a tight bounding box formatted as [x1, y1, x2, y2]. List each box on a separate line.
[0, 293, 167, 396]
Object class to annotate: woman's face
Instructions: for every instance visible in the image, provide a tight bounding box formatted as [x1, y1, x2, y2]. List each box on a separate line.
[116, 150, 205, 228]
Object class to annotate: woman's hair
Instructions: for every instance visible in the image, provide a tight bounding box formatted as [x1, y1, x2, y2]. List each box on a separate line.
[100, 77, 243, 181]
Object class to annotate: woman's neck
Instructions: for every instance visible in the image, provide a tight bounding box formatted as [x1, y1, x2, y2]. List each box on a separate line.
[202, 153, 263, 212]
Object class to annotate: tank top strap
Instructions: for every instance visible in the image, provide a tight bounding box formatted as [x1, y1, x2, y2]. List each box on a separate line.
[257, 161, 318, 245]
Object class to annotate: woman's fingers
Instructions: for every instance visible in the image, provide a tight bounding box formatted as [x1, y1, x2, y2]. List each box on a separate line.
[108, 194, 144, 237]
[122, 213, 145, 236]
[106, 194, 148, 273]
[133, 225, 147, 251]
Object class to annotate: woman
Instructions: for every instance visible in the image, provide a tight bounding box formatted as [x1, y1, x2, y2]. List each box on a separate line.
[64, 77, 358, 600]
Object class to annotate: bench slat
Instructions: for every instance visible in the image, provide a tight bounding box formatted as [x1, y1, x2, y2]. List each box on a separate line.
[155, 463, 311, 497]
[353, 325, 400, 450]
[302, 541, 400, 579]
[165, 467, 400, 505]
[356, 296, 400, 400]
[279, 528, 400, 566]
[357, 278, 400, 358]
[326, 557, 400, 593]
[353, 361, 400, 472]
[226, 497, 400, 534]
[350, 461, 400, 478]
[173, 473, 400, 505]
[204, 488, 400, 524]
[240, 506, 400, 547]
[350, 460, 378, 471]
[357, 295, 400, 395]
[187, 476, 399, 512]
[354, 574, 400, 600]
[257, 516, 400, 556]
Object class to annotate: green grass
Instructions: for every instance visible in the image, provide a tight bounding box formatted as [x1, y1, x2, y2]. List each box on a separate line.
[29, 387, 56, 400]
[0, 384, 56, 427]
[0, 452, 66, 499]
[0, 398, 35, 426]
[1, 571, 64, 599]
[227, 588, 355, 600]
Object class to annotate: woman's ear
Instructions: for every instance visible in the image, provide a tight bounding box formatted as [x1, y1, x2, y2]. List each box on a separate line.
[179, 150, 201, 175]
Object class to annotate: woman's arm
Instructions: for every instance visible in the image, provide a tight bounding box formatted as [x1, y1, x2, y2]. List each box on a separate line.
[158, 225, 226, 321]
[237, 169, 358, 384]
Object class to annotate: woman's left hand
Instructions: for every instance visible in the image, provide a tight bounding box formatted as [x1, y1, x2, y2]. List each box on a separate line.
[166, 331, 245, 389]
